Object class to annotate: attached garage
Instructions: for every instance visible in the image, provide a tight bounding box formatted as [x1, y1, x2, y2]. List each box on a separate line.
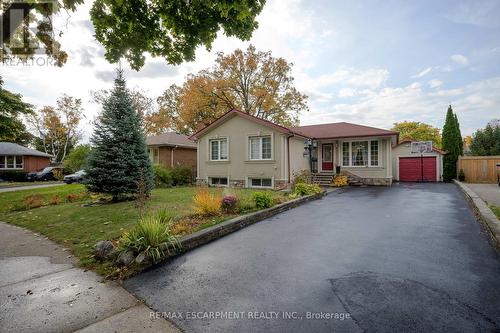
[392, 141, 446, 182]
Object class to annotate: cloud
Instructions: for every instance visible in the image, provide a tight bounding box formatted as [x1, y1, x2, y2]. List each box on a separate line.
[450, 54, 469, 65]
[412, 67, 432, 78]
[301, 76, 500, 135]
[428, 79, 443, 88]
[313, 68, 389, 90]
[446, 0, 500, 28]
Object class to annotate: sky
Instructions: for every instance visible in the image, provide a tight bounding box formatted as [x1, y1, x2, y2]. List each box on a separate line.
[2, 0, 500, 140]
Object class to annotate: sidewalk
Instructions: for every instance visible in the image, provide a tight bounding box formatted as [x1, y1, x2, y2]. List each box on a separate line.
[466, 183, 500, 206]
[0, 182, 64, 193]
[0, 222, 181, 333]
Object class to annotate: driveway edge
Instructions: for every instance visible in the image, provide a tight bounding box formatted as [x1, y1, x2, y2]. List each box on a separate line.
[180, 190, 329, 252]
[140, 189, 336, 269]
[454, 180, 500, 254]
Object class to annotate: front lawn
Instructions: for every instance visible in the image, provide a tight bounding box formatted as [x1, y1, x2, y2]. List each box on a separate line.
[489, 205, 500, 220]
[0, 185, 288, 277]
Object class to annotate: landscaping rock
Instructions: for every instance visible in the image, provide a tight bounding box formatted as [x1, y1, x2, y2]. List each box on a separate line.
[135, 252, 152, 266]
[116, 251, 135, 266]
[93, 240, 116, 260]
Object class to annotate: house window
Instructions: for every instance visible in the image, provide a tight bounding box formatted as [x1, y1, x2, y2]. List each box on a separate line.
[249, 136, 272, 160]
[0, 155, 23, 169]
[370, 141, 379, 166]
[148, 148, 159, 164]
[341, 140, 379, 167]
[209, 177, 228, 186]
[250, 178, 272, 188]
[209, 138, 228, 161]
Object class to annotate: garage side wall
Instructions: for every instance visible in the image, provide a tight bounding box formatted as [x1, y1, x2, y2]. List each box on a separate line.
[392, 143, 443, 181]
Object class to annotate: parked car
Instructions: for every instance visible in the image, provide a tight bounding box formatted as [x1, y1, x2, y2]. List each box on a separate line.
[26, 166, 64, 181]
[64, 170, 86, 184]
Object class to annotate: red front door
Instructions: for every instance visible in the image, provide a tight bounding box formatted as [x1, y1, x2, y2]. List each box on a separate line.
[322, 144, 333, 171]
[399, 156, 437, 182]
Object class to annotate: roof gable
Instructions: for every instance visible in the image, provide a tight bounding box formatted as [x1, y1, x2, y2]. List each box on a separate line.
[189, 109, 300, 140]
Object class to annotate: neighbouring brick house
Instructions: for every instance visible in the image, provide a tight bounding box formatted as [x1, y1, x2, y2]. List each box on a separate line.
[146, 132, 197, 171]
[0, 142, 53, 172]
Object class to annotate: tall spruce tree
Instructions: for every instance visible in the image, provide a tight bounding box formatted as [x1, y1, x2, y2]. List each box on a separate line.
[442, 105, 462, 181]
[86, 70, 153, 199]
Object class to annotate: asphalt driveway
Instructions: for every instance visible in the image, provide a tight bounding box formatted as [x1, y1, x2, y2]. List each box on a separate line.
[124, 183, 500, 332]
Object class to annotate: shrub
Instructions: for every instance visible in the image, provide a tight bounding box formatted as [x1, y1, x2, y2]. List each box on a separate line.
[293, 183, 322, 196]
[53, 169, 65, 181]
[50, 195, 61, 205]
[66, 193, 79, 202]
[119, 210, 180, 263]
[292, 169, 312, 186]
[332, 175, 348, 187]
[171, 166, 193, 186]
[193, 188, 222, 216]
[23, 194, 44, 209]
[170, 220, 192, 236]
[253, 192, 273, 209]
[0, 170, 28, 182]
[221, 195, 239, 213]
[153, 164, 173, 187]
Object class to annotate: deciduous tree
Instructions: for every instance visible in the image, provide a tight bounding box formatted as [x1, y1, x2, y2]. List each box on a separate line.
[0, 76, 33, 145]
[391, 121, 442, 148]
[30, 95, 83, 162]
[470, 123, 500, 156]
[63, 144, 91, 173]
[2, 0, 266, 69]
[155, 45, 308, 134]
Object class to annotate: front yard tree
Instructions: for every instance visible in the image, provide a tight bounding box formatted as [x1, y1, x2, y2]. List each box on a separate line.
[156, 45, 309, 134]
[391, 121, 442, 148]
[2, 0, 265, 69]
[86, 70, 153, 200]
[442, 106, 462, 181]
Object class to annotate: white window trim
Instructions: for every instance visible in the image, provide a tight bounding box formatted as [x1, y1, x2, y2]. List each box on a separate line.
[148, 147, 160, 164]
[208, 137, 229, 161]
[248, 134, 273, 161]
[341, 140, 380, 167]
[246, 177, 274, 188]
[0, 155, 24, 170]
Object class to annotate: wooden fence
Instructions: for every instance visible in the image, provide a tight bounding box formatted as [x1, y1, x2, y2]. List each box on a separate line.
[457, 156, 500, 183]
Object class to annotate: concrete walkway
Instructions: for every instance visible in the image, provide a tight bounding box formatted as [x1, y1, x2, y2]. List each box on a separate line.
[0, 222, 180, 333]
[0, 182, 64, 193]
[467, 183, 500, 206]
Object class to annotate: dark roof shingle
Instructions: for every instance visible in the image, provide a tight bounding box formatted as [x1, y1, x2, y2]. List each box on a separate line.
[291, 122, 398, 139]
[0, 142, 53, 157]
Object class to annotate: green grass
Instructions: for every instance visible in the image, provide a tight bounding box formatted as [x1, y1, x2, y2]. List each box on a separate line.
[489, 205, 500, 219]
[0, 185, 287, 277]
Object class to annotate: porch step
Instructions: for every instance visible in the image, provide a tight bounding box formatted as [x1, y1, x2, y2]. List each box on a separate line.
[312, 173, 334, 186]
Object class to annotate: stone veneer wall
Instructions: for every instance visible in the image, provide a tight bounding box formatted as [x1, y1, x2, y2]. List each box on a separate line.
[362, 178, 392, 186]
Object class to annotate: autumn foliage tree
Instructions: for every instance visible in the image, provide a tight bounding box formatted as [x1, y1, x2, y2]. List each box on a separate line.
[391, 121, 442, 148]
[154, 45, 309, 134]
[30, 95, 83, 162]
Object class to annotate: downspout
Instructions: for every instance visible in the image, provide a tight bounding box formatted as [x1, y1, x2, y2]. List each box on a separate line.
[287, 135, 293, 184]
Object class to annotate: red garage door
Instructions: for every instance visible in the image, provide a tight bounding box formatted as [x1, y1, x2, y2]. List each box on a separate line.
[399, 157, 437, 182]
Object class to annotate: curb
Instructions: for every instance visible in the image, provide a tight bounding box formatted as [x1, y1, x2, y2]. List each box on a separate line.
[141, 189, 335, 268]
[180, 190, 328, 252]
[454, 180, 500, 255]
